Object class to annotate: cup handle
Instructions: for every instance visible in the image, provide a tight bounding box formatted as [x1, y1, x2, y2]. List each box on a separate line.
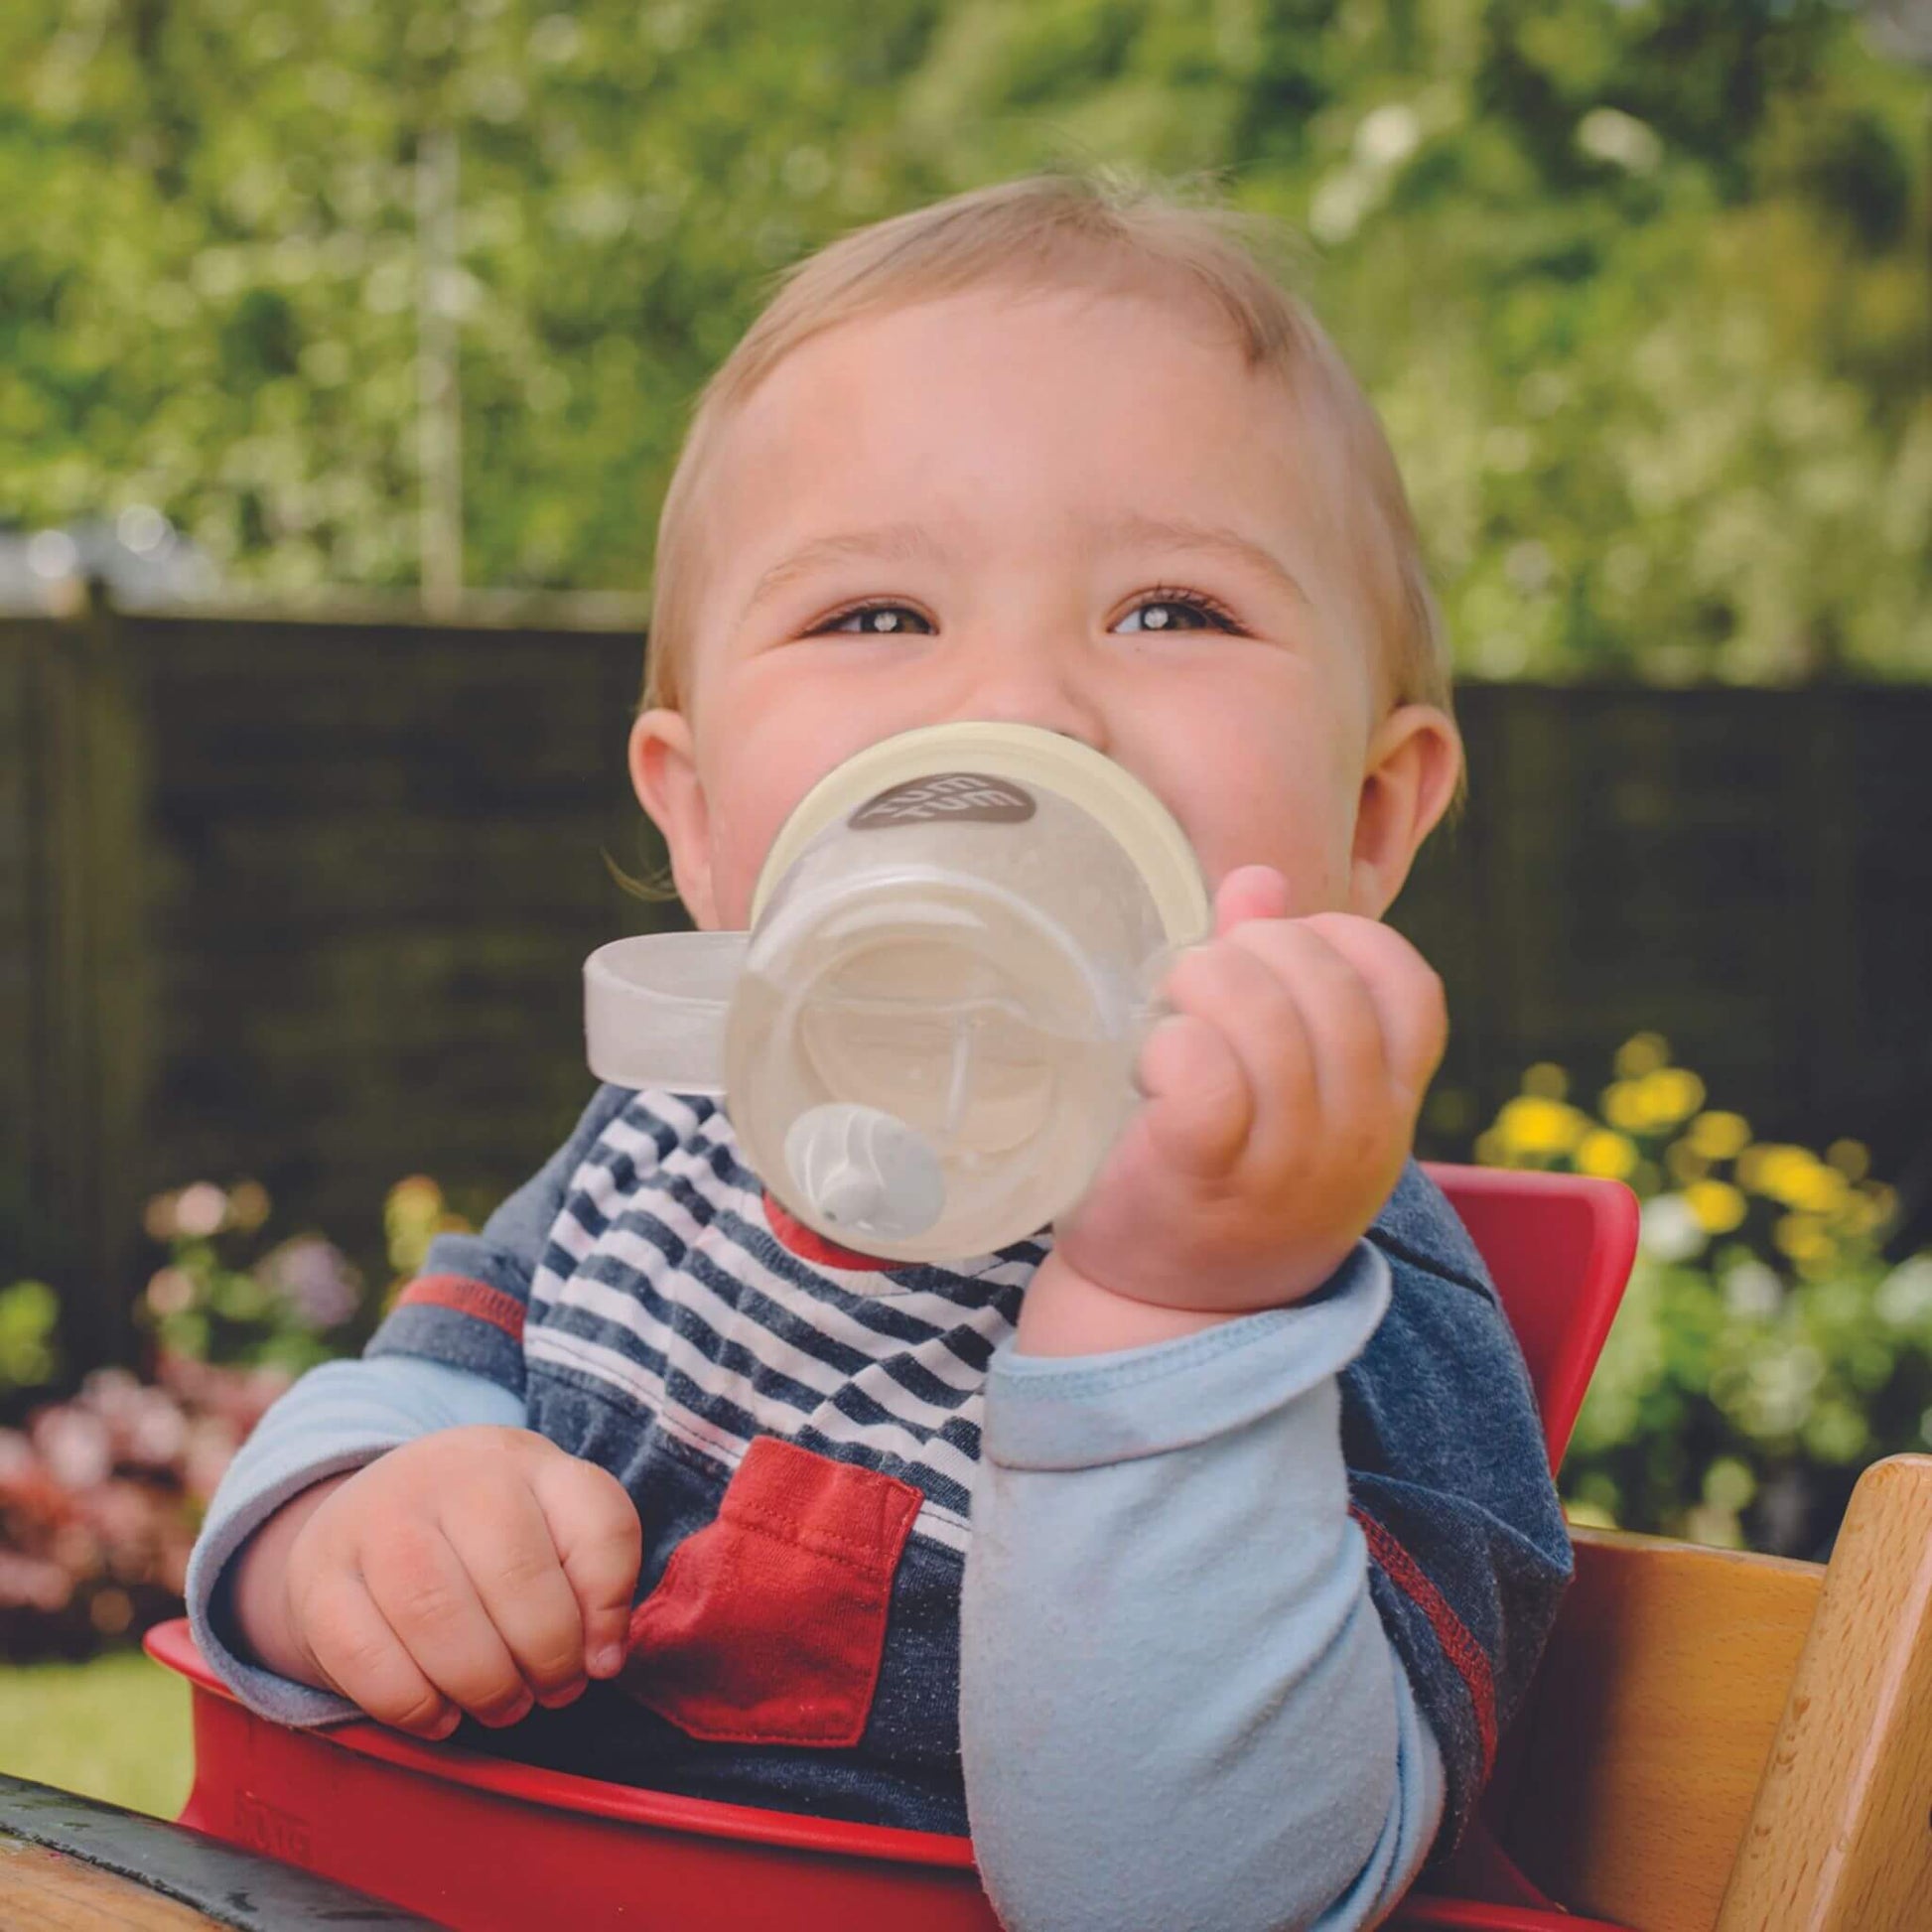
[584, 930, 748, 1096]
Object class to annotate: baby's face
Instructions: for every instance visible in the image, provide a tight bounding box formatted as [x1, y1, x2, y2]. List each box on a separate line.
[632, 283, 1456, 931]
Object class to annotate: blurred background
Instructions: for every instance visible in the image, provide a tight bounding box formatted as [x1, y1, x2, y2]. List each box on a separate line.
[1, 0, 1928, 1815]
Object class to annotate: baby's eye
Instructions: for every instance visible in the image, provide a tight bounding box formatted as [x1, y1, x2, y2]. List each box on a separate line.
[814, 602, 936, 636]
[1113, 592, 1239, 634]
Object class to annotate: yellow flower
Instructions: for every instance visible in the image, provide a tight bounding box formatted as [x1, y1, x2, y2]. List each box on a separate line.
[1575, 1129, 1638, 1179]
[1742, 1146, 1846, 1215]
[1666, 1140, 1711, 1184]
[1601, 1068, 1706, 1135]
[1638, 1066, 1706, 1126]
[1773, 1212, 1832, 1265]
[1495, 1096, 1589, 1158]
[1795, 1243, 1842, 1283]
[1684, 1178, 1746, 1234]
[1826, 1139, 1870, 1181]
[1739, 1144, 1806, 1201]
[1855, 1182, 1898, 1234]
[1614, 1033, 1671, 1078]
[1686, 1110, 1751, 1161]
[1786, 1164, 1849, 1217]
[1521, 1061, 1569, 1100]
[384, 1173, 455, 1274]
[385, 1174, 444, 1220]
[1600, 1081, 1651, 1134]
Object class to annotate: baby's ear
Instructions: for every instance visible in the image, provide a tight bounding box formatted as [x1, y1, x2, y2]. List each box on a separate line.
[1348, 704, 1462, 916]
[628, 708, 719, 928]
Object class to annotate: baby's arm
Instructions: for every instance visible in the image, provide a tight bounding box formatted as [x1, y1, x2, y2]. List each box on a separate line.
[185, 1082, 637, 1725]
[963, 874, 1563, 1927]
[960, 1245, 1442, 1932]
[187, 1356, 522, 1725]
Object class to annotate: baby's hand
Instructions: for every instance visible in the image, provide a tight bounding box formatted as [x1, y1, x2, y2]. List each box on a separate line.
[272, 1427, 641, 1740]
[1049, 865, 1447, 1319]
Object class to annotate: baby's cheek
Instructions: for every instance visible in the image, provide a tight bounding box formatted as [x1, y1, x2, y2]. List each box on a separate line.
[712, 791, 803, 926]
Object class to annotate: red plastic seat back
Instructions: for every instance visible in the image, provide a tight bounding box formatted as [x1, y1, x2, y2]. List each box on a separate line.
[1421, 1164, 1639, 1469]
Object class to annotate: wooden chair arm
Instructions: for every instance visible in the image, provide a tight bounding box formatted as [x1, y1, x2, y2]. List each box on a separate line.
[1492, 1521, 1822, 1930]
[1490, 1453, 1932, 1932]
[1715, 1451, 1932, 1932]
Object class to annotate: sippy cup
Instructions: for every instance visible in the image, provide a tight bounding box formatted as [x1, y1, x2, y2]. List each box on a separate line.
[584, 722, 1210, 1265]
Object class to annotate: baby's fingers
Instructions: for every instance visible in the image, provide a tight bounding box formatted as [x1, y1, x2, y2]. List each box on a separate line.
[360, 1521, 533, 1729]
[1134, 1009, 1254, 1177]
[299, 1575, 458, 1741]
[530, 1452, 642, 1680]
[440, 1479, 597, 1709]
[1300, 914, 1448, 1099]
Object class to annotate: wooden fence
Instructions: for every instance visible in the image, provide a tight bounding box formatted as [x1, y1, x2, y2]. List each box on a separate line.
[4, 606, 1929, 1368]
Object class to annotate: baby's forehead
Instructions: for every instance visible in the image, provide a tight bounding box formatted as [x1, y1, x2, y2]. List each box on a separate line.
[710, 282, 1311, 511]
[767, 275, 1275, 403]
[688, 294, 1352, 626]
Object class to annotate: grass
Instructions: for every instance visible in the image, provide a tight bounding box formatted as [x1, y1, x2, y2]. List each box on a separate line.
[0, 1648, 193, 1819]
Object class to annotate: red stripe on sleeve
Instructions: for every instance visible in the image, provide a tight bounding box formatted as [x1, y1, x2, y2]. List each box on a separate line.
[394, 1274, 526, 1343]
[1350, 1502, 1499, 1777]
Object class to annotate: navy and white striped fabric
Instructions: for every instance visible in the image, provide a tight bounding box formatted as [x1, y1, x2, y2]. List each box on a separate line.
[518, 1088, 1043, 1556]
[361, 1078, 1571, 1855]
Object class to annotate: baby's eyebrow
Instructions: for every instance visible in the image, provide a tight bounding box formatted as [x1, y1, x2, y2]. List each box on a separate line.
[1091, 513, 1312, 610]
[739, 513, 1311, 618]
[742, 523, 945, 617]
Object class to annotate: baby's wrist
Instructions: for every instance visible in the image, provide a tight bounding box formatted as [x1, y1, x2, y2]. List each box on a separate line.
[227, 1471, 352, 1685]
[1014, 1251, 1234, 1357]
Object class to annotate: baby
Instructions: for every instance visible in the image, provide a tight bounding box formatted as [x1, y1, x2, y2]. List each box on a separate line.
[187, 173, 1569, 1932]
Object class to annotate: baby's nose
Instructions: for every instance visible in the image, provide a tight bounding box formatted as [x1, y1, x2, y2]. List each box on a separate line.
[951, 705, 1106, 759]
[945, 665, 1109, 758]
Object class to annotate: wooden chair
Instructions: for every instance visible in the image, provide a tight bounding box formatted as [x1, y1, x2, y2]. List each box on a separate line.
[1474, 1457, 1932, 1932]
[1402, 1167, 1932, 1932]
[137, 1167, 1932, 1930]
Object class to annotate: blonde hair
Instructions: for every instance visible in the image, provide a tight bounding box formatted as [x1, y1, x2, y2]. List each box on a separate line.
[639, 168, 1451, 729]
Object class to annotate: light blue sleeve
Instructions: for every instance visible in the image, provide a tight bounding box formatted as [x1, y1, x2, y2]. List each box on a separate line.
[184, 1354, 524, 1727]
[959, 1244, 1446, 1932]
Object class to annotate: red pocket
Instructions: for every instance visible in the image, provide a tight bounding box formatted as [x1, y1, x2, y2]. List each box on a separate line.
[621, 1437, 922, 1748]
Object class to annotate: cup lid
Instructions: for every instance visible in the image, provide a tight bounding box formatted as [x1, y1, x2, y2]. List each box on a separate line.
[750, 723, 1211, 945]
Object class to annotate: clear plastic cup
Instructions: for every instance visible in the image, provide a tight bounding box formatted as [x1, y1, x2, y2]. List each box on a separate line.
[585, 723, 1210, 1264]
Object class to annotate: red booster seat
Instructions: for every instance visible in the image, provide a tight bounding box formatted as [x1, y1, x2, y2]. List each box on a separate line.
[149, 1165, 1932, 1931]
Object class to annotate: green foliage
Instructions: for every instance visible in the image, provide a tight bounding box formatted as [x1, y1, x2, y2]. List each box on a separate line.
[0, 1282, 62, 1398]
[1474, 1035, 1932, 1555]
[1567, 1241, 1932, 1556]
[3, 1, 1925, 680]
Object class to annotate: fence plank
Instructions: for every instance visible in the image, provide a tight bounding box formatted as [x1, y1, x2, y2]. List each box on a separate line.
[6, 605, 152, 1364]
[0, 631, 39, 1281]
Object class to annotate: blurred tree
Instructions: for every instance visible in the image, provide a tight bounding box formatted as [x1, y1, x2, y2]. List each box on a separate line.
[1, 0, 1925, 681]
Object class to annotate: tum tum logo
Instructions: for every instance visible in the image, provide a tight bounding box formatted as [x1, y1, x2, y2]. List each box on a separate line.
[849, 773, 1036, 829]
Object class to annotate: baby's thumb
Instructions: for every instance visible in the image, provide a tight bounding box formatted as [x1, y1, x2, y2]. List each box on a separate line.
[1213, 864, 1291, 938]
[534, 1453, 642, 1679]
